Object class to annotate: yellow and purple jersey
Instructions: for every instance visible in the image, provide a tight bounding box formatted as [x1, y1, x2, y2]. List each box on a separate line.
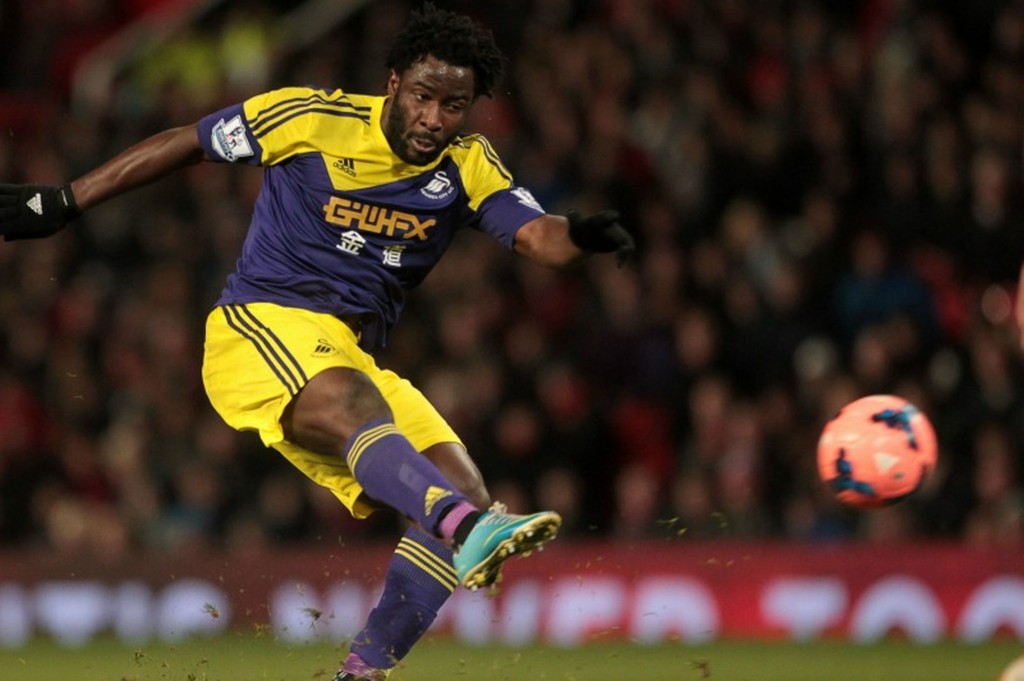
[197, 87, 546, 350]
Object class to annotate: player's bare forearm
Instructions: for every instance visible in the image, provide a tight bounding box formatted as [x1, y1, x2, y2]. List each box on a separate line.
[513, 214, 587, 269]
[70, 124, 207, 211]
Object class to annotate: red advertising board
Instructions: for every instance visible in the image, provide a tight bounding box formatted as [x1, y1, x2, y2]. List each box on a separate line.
[1, 540, 1021, 646]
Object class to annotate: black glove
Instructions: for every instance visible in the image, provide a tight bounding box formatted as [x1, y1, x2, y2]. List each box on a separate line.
[0, 183, 81, 241]
[567, 209, 635, 266]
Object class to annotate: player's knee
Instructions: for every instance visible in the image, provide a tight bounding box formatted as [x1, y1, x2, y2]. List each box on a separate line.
[334, 368, 392, 422]
[284, 367, 393, 450]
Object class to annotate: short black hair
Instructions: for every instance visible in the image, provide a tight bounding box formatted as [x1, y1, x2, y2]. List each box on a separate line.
[385, 2, 504, 98]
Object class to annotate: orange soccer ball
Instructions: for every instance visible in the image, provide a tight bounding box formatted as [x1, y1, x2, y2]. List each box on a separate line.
[817, 394, 938, 508]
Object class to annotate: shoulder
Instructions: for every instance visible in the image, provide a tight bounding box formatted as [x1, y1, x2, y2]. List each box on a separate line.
[449, 132, 500, 159]
[448, 133, 513, 183]
[242, 87, 374, 126]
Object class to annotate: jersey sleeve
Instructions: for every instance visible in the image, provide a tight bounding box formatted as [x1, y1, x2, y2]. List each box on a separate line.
[198, 100, 264, 166]
[456, 135, 547, 249]
[474, 186, 547, 249]
[198, 87, 359, 166]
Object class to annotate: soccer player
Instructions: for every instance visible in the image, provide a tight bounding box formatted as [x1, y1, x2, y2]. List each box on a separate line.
[0, 4, 634, 679]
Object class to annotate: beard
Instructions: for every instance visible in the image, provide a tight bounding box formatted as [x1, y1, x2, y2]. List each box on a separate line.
[382, 99, 451, 166]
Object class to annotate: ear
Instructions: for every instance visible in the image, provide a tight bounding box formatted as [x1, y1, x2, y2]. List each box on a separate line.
[387, 70, 400, 96]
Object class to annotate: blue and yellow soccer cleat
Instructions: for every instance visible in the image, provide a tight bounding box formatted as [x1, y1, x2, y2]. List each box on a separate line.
[454, 503, 562, 590]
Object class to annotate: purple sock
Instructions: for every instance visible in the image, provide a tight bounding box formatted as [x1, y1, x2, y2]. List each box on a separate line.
[348, 527, 456, 670]
[345, 419, 472, 535]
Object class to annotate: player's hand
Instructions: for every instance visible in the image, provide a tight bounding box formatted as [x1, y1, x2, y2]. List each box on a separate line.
[0, 183, 80, 241]
[567, 209, 635, 266]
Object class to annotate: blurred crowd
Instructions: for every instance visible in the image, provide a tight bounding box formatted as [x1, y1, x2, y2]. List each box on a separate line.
[0, 0, 1023, 560]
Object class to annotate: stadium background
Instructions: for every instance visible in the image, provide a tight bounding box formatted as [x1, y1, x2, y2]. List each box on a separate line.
[0, 0, 1023, 663]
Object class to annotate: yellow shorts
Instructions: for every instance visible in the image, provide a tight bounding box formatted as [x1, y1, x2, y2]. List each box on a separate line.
[201, 302, 461, 518]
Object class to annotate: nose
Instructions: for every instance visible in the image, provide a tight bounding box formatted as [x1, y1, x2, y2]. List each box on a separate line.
[419, 103, 442, 131]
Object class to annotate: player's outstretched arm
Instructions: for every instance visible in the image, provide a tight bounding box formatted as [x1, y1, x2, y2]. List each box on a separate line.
[0, 124, 205, 241]
[514, 210, 635, 269]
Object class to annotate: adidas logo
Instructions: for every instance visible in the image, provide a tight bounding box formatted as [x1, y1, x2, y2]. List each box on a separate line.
[333, 157, 357, 176]
[26, 193, 43, 215]
[424, 485, 453, 516]
[312, 339, 336, 356]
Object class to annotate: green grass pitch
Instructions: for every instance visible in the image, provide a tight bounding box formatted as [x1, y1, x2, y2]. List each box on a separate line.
[1, 635, 1020, 680]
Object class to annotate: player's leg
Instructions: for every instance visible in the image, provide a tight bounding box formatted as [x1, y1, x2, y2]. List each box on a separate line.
[328, 349, 492, 681]
[283, 364, 562, 581]
[204, 303, 560, 680]
[338, 526, 455, 680]
[281, 367, 486, 543]
[203, 303, 560, 584]
[203, 304, 470, 680]
[337, 443, 488, 679]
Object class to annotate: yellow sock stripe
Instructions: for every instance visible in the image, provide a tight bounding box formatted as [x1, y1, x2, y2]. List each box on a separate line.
[394, 546, 457, 592]
[345, 423, 400, 470]
[398, 537, 457, 579]
[395, 540, 456, 585]
[346, 423, 396, 470]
